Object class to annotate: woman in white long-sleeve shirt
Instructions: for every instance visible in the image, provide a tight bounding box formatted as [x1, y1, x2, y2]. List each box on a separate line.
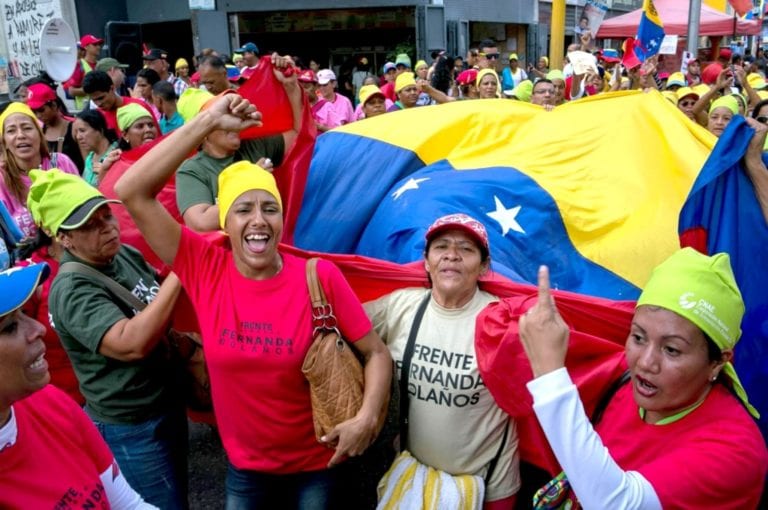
[0, 263, 155, 509]
[518, 249, 767, 510]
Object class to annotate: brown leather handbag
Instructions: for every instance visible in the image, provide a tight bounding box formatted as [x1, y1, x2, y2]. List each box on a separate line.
[301, 258, 364, 441]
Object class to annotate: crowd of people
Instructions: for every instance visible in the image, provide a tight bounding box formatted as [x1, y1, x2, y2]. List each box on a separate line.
[1, 28, 768, 510]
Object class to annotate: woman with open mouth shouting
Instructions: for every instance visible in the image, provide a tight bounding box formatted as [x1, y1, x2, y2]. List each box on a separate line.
[518, 249, 768, 509]
[115, 92, 392, 509]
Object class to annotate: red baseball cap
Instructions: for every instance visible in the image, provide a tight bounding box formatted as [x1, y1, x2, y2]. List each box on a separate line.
[426, 213, 489, 252]
[298, 69, 317, 83]
[79, 34, 103, 47]
[457, 69, 478, 86]
[27, 83, 57, 110]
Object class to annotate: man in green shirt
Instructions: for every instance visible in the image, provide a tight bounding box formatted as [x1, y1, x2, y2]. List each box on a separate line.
[175, 52, 302, 232]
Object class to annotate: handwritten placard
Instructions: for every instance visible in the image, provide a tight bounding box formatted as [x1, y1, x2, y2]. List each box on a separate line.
[2, 0, 61, 80]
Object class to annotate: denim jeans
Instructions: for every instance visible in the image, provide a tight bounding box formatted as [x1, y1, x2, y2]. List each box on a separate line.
[87, 406, 189, 510]
[225, 463, 339, 510]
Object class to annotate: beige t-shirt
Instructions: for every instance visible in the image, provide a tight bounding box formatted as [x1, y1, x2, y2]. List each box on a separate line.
[365, 287, 521, 501]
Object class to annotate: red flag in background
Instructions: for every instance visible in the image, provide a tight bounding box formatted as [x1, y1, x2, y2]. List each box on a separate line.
[237, 56, 295, 139]
[728, 0, 754, 17]
[237, 56, 317, 244]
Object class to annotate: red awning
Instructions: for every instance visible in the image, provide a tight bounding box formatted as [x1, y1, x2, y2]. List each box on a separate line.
[597, 0, 760, 38]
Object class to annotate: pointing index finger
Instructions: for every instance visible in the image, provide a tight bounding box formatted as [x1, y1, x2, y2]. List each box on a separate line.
[537, 265, 553, 306]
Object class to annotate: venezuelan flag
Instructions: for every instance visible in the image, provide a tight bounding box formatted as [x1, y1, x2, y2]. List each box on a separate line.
[635, 0, 665, 62]
[295, 91, 714, 300]
[680, 116, 768, 439]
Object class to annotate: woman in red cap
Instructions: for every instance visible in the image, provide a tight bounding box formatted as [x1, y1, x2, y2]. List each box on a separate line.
[27, 83, 84, 171]
[367, 213, 520, 510]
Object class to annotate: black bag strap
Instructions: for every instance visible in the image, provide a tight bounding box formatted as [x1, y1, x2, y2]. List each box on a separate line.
[58, 261, 147, 312]
[398, 291, 431, 450]
[484, 419, 510, 485]
[591, 369, 631, 426]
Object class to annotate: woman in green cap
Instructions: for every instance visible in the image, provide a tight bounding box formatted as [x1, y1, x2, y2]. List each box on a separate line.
[518, 248, 767, 509]
[707, 95, 739, 138]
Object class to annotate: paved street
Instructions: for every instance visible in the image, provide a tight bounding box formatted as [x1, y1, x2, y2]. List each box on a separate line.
[188, 421, 228, 509]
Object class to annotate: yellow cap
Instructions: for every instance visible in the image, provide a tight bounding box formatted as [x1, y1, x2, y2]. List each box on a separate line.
[747, 72, 767, 90]
[175, 58, 189, 70]
[415, 60, 428, 71]
[395, 72, 416, 93]
[666, 72, 686, 88]
[217, 161, 282, 229]
[675, 86, 699, 102]
[359, 84, 385, 106]
[177, 88, 214, 122]
[508, 53, 519, 61]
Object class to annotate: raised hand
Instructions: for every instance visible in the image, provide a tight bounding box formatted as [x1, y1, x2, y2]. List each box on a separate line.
[205, 93, 262, 132]
[518, 266, 570, 378]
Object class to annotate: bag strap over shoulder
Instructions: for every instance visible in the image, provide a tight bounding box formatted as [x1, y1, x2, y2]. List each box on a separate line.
[306, 257, 327, 308]
[398, 291, 431, 450]
[58, 261, 147, 312]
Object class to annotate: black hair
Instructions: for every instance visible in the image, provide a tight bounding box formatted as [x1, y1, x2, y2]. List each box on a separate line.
[198, 55, 226, 71]
[76, 109, 117, 143]
[533, 78, 554, 89]
[431, 54, 454, 94]
[83, 71, 113, 94]
[152, 80, 177, 101]
[751, 99, 768, 119]
[479, 39, 496, 50]
[137, 68, 161, 86]
[703, 333, 723, 364]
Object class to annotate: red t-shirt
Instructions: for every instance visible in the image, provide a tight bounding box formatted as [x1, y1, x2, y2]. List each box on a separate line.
[19, 249, 84, 405]
[596, 381, 768, 509]
[98, 97, 160, 136]
[380, 81, 397, 102]
[0, 386, 113, 508]
[173, 227, 373, 473]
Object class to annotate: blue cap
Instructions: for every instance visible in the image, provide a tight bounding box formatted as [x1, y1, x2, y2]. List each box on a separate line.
[235, 42, 259, 54]
[0, 263, 50, 316]
[383, 62, 396, 73]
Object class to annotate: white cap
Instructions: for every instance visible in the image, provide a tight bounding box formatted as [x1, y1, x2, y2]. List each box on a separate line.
[317, 69, 337, 85]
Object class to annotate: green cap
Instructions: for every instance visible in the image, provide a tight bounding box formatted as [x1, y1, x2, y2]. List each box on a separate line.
[637, 248, 757, 418]
[27, 169, 119, 235]
[546, 69, 565, 82]
[95, 57, 128, 72]
[177, 87, 214, 122]
[510, 80, 533, 102]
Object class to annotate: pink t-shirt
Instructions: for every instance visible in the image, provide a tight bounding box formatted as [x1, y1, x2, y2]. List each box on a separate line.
[311, 98, 342, 130]
[597, 381, 768, 509]
[0, 154, 80, 238]
[324, 93, 355, 127]
[0, 385, 113, 508]
[173, 227, 373, 473]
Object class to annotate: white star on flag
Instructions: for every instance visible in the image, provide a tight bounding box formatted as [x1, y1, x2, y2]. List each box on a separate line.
[486, 196, 525, 236]
[391, 177, 430, 200]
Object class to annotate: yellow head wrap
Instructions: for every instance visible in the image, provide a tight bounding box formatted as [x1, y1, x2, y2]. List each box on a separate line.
[476, 68, 501, 97]
[709, 95, 739, 116]
[0, 102, 39, 137]
[217, 161, 282, 228]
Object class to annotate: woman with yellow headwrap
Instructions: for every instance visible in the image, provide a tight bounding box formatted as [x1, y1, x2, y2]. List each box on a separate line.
[517, 249, 767, 509]
[707, 95, 739, 138]
[114, 93, 393, 509]
[477, 68, 501, 99]
[0, 102, 80, 238]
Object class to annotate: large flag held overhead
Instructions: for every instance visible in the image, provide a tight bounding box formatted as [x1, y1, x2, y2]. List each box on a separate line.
[679, 116, 768, 438]
[295, 91, 714, 300]
[635, 0, 665, 62]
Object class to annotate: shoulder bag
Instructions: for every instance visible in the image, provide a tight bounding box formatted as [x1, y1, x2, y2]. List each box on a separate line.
[302, 257, 373, 441]
[58, 261, 212, 411]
